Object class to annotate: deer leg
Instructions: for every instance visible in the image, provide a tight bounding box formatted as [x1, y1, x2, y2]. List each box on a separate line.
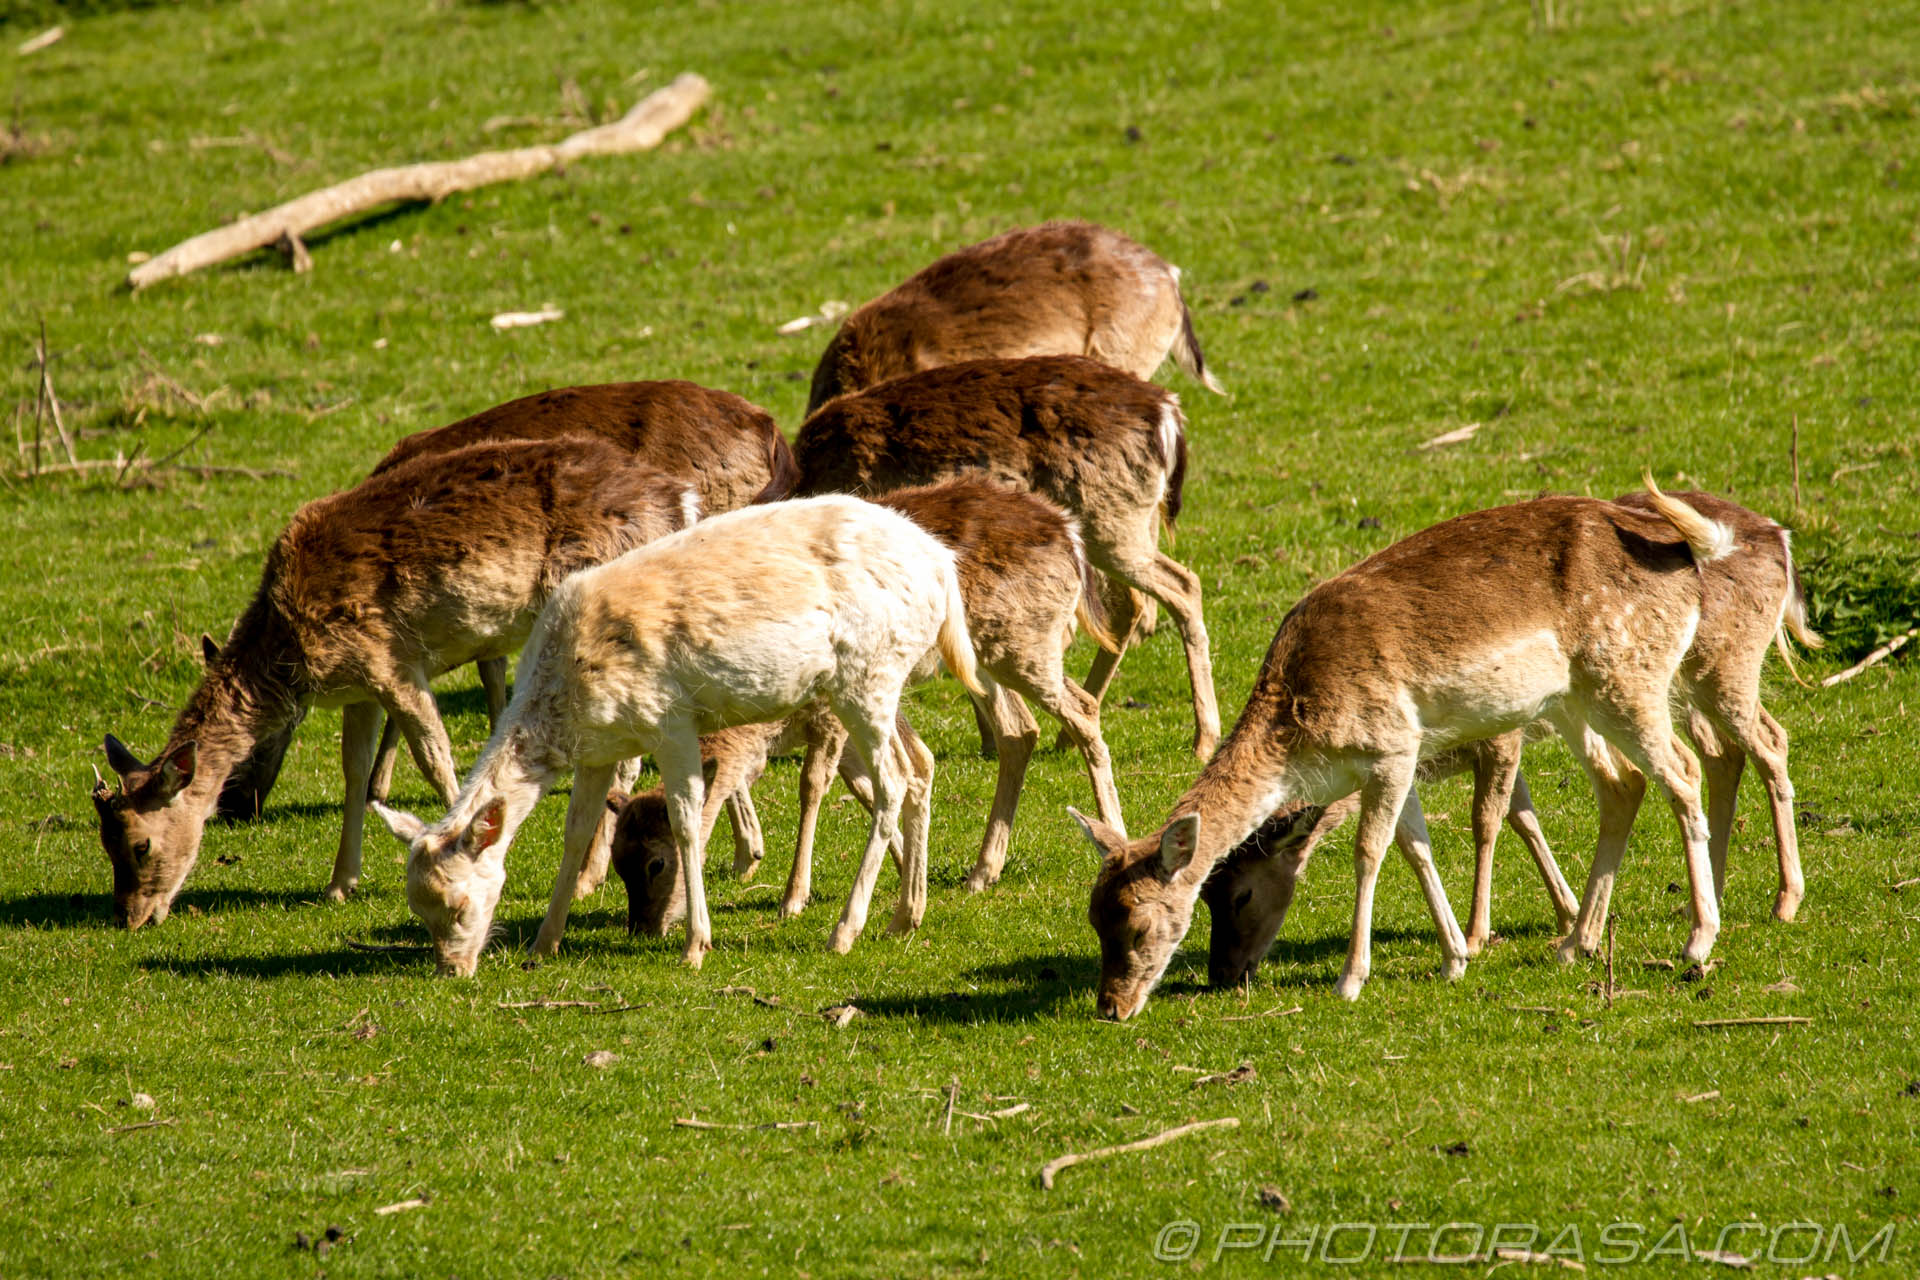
[1505, 770, 1578, 935]
[1037, 677, 1126, 838]
[1747, 708, 1804, 922]
[367, 713, 400, 803]
[969, 696, 999, 761]
[887, 717, 935, 935]
[727, 789, 765, 879]
[1687, 710, 1742, 909]
[650, 731, 712, 968]
[1100, 547, 1219, 761]
[1464, 736, 1522, 956]
[785, 709, 848, 920]
[477, 656, 510, 727]
[378, 677, 461, 805]
[1058, 577, 1144, 751]
[574, 756, 640, 898]
[1393, 787, 1472, 982]
[827, 703, 905, 954]
[330, 700, 384, 902]
[1335, 759, 1418, 1001]
[531, 759, 619, 960]
[966, 683, 1036, 893]
[1556, 720, 1648, 962]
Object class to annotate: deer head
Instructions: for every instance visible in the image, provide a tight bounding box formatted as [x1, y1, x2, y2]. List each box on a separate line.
[605, 790, 685, 937]
[1075, 807, 1206, 1020]
[372, 799, 509, 977]
[92, 735, 205, 929]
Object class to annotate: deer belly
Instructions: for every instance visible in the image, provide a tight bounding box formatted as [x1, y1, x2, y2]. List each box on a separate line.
[1414, 628, 1569, 739]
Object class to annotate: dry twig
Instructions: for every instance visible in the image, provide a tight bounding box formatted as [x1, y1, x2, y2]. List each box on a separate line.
[673, 1117, 817, 1132]
[1694, 1017, 1811, 1029]
[1039, 1116, 1240, 1190]
[1821, 628, 1916, 687]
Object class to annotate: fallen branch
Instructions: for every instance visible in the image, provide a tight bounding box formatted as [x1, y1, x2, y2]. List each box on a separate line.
[372, 1197, 429, 1216]
[35, 322, 79, 469]
[128, 73, 710, 290]
[1191, 1063, 1257, 1089]
[942, 1080, 958, 1137]
[1401, 1248, 1587, 1271]
[673, 1117, 817, 1132]
[1694, 1017, 1811, 1029]
[497, 999, 601, 1010]
[16, 26, 63, 56]
[345, 939, 429, 954]
[105, 1117, 178, 1136]
[1217, 1004, 1303, 1022]
[953, 1102, 1031, 1123]
[1039, 1116, 1239, 1190]
[1821, 628, 1916, 687]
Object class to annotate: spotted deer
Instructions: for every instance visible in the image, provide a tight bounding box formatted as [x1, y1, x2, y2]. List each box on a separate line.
[91, 440, 695, 928]
[1078, 481, 1751, 1014]
[371, 496, 985, 976]
[610, 478, 1129, 935]
[794, 355, 1220, 760]
[805, 220, 1224, 415]
[1199, 490, 1817, 987]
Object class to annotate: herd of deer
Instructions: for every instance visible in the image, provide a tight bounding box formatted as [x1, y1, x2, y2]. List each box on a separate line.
[88, 220, 1819, 1018]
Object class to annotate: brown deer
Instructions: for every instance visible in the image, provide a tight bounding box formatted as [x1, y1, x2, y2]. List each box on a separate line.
[91, 440, 695, 928]
[806, 221, 1225, 415]
[610, 478, 1129, 934]
[1200, 490, 1818, 986]
[361, 380, 799, 797]
[793, 355, 1220, 760]
[1078, 481, 1749, 1014]
[371, 496, 985, 975]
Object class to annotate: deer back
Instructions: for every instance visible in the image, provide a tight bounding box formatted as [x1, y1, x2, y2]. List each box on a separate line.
[370, 381, 794, 514]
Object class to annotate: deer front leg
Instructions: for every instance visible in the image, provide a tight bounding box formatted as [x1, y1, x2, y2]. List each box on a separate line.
[656, 733, 713, 968]
[1336, 761, 1417, 1001]
[1505, 770, 1579, 935]
[531, 759, 619, 960]
[366, 713, 400, 803]
[330, 700, 384, 902]
[477, 656, 510, 727]
[1393, 787, 1471, 982]
[1464, 736, 1523, 956]
[727, 789, 765, 880]
[378, 677, 461, 805]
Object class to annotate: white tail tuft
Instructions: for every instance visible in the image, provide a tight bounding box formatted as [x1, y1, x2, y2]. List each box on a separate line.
[935, 557, 987, 698]
[1640, 472, 1734, 563]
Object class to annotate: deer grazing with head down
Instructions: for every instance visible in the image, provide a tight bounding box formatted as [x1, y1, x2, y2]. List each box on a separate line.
[805, 220, 1224, 415]
[372, 495, 985, 976]
[91, 440, 695, 929]
[610, 478, 1129, 935]
[1079, 480, 1756, 1015]
[1200, 490, 1815, 988]
[794, 354, 1220, 761]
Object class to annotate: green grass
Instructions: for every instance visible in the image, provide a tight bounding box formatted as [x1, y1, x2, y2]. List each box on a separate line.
[3, 0, 1918, 1275]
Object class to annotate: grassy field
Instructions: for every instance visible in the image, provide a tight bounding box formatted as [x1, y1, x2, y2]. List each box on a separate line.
[3, 0, 1917, 1275]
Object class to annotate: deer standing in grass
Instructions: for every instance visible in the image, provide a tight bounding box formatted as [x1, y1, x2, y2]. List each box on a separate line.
[1200, 490, 1815, 987]
[805, 220, 1225, 415]
[610, 478, 1129, 935]
[372, 496, 985, 976]
[91, 440, 695, 928]
[794, 355, 1220, 760]
[1080, 481, 1747, 1015]
[217, 381, 797, 818]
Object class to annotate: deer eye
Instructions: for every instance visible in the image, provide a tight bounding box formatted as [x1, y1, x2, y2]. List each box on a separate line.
[132, 839, 152, 861]
[1232, 888, 1253, 912]
[646, 857, 668, 879]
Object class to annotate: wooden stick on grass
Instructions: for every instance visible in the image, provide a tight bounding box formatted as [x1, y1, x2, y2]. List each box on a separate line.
[1821, 628, 1917, 688]
[1039, 1116, 1239, 1190]
[127, 73, 711, 289]
[673, 1117, 817, 1132]
[1694, 1017, 1812, 1029]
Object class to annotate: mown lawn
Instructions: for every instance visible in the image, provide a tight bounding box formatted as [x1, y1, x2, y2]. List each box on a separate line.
[1, 1, 1916, 1275]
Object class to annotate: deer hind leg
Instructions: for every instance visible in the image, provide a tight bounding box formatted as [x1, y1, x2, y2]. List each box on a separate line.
[1393, 786, 1472, 983]
[477, 656, 510, 727]
[727, 788, 765, 879]
[1062, 573, 1144, 740]
[1035, 675, 1126, 839]
[1749, 707, 1803, 921]
[966, 682, 1036, 893]
[378, 677, 461, 805]
[1594, 697, 1718, 963]
[785, 707, 850, 920]
[367, 714, 400, 803]
[330, 700, 384, 902]
[1335, 757, 1418, 1001]
[1465, 736, 1523, 956]
[1506, 769, 1579, 935]
[1554, 715, 1648, 963]
[1686, 710, 1743, 909]
[887, 716, 935, 935]
[532, 759, 620, 960]
[1095, 540, 1219, 761]
[827, 702, 906, 954]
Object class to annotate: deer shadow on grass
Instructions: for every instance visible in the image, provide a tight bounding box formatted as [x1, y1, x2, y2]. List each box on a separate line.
[0, 887, 329, 930]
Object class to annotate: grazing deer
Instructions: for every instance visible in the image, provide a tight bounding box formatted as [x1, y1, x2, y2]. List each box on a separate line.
[91, 440, 695, 929]
[1204, 492, 1816, 985]
[611, 478, 1129, 934]
[371, 496, 985, 976]
[794, 355, 1220, 760]
[1078, 480, 1746, 1014]
[806, 220, 1224, 415]
[360, 380, 799, 799]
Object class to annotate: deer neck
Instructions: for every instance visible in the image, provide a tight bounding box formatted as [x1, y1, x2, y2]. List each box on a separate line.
[1165, 717, 1299, 880]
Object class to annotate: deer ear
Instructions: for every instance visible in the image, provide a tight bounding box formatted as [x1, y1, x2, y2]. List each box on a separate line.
[605, 790, 628, 818]
[104, 734, 144, 780]
[156, 741, 197, 798]
[369, 801, 426, 844]
[1067, 806, 1125, 863]
[467, 799, 507, 854]
[201, 634, 220, 667]
[1158, 814, 1202, 878]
